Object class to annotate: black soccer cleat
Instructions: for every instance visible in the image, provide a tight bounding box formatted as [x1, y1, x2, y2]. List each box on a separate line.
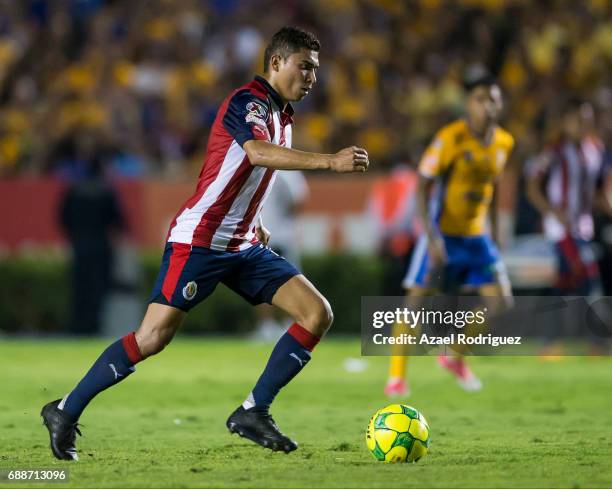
[226, 406, 298, 453]
[40, 399, 82, 461]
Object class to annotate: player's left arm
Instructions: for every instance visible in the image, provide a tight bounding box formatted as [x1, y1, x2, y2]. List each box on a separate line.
[486, 177, 513, 303]
[244, 140, 368, 172]
[490, 135, 515, 248]
[223, 91, 368, 172]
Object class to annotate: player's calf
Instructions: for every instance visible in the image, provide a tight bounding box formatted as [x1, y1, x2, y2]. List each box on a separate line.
[135, 323, 175, 358]
[41, 332, 142, 460]
[271, 275, 334, 338]
[292, 294, 334, 338]
[229, 320, 324, 451]
[244, 322, 320, 412]
[134, 303, 186, 358]
[307, 296, 334, 336]
[41, 305, 184, 460]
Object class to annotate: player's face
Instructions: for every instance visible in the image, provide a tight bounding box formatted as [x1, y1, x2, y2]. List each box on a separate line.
[563, 104, 593, 141]
[466, 85, 503, 132]
[563, 110, 582, 141]
[273, 49, 319, 103]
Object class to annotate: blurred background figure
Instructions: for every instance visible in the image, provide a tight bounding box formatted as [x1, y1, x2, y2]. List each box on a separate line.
[385, 71, 515, 398]
[59, 140, 126, 335]
[526, 98, 612, 355]
[527, 99, 610, 296]
[252, 170, 309, 342]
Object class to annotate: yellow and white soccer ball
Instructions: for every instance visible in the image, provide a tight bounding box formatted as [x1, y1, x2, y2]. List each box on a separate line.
[366, 404, 430, 463]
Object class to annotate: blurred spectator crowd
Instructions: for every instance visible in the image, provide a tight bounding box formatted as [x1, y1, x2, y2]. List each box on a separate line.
[0, 0, 611, 178]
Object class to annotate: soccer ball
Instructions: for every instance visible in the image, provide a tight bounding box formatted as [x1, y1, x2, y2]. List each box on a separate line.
[366, 403, 430, 463]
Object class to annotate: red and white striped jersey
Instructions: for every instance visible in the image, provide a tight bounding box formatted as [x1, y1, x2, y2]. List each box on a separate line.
[528, 136, 606, 242]
[167, 76, 293, 252]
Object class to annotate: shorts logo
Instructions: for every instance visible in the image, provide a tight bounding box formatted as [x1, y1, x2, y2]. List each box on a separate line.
[182, 281, 198, 301]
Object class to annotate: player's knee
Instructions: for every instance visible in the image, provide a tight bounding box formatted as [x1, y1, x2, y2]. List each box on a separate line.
[303, 297, 334, 336]
[322, 301, 334, 332]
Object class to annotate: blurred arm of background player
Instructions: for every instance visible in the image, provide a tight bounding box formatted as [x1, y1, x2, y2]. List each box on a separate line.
[244, 140, 369, 172]
[489, 169, 514, 249]
[416, 175, 447, 267]
[489, 182, 500, 247]
[594, 166, 612, 218]
[255, 172, 308, 247]
[525, 152, 571, 229]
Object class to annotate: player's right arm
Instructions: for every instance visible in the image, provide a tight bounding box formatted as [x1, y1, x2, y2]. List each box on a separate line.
[416, 175, 446, 266]
[416, 130, 453, 266]
[244, 140, 369, 173]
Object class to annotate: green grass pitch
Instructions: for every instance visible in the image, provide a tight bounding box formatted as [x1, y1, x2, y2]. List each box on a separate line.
[1, 339, 611, 488]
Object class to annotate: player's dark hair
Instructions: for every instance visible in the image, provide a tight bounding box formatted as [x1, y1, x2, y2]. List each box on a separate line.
[463, 71, 497, 92]
[263, 26, 320, 73]
[560, 96, 587, 115]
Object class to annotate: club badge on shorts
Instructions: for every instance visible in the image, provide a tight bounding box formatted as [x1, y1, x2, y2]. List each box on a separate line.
[182, 281, 198, 301]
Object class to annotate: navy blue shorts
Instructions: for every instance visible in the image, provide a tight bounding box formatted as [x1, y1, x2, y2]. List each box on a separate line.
[149, 242, 301, 311]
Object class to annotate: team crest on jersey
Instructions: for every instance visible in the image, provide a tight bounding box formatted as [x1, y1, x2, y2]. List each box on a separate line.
[463, 150, 473, 162]
[245, 101, 267, 126]
[182, 281, 198, 301]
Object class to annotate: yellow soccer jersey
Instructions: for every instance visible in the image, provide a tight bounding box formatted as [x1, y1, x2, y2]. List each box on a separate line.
[418, 119, 514, 236]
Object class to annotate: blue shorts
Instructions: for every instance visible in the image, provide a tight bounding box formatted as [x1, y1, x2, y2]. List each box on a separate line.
[402, 234, 502, 291]
[149, 242, 300, 311]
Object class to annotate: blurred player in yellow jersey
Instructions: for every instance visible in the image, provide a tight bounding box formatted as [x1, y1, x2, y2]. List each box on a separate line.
[385, 72, 515, 397]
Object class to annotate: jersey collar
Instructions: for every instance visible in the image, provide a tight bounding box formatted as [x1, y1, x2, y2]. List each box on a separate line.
[254, 75, 294, 122]
[463, 118, 496, 146]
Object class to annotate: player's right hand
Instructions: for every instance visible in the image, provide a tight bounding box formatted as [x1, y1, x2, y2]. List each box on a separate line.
[551, 208, 571, 230]
[330, 146, 369, 173]
[428, 235, 447, 267]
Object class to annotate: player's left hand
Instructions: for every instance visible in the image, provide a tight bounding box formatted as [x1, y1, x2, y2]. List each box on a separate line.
[256, 224, 271, 246]
[330, 146, 370, 173]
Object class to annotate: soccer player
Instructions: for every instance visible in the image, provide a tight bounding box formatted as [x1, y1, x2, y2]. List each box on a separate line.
[41, 26, 369, 460]
[385, 73, 514, 397]
[526, 98, 611, 355]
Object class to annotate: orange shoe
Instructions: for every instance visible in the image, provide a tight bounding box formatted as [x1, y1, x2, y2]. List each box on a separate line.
[587, 344, 610, 357]
[538, 343, 565, 362]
